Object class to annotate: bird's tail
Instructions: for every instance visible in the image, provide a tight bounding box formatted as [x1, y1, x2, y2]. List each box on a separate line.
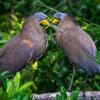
[78, 58, 100, 75]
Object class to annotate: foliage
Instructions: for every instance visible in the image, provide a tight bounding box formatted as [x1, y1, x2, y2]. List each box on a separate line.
[57, 87, 67, 100]
[52, 87, 80, 100]
[0, 0, 100, 99]
[0, 72, 33, 100]
[0, 71, 11, 81]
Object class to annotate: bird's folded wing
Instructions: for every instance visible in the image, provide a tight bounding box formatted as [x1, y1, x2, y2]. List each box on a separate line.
[80, 30, 96, 57]
[0, 45, 8, 58]
[63, 28, 96, 58]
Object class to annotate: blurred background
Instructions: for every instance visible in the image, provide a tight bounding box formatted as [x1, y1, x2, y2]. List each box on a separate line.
[0, 0, 100, 95]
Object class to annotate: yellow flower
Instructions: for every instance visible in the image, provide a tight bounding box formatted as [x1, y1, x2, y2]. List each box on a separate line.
[32, 61, 38, 70]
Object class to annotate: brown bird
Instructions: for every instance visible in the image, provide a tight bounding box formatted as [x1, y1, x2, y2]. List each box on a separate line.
[52, 12, 100, 75]
[0, 12, 50, 73]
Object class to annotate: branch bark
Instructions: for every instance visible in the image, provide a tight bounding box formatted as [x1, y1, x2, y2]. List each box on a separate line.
[32, 91, 100, 100]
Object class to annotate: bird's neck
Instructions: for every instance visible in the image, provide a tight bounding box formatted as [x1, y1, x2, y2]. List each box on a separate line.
[59, 17, 79, 30]
[20, 17, 43, 38]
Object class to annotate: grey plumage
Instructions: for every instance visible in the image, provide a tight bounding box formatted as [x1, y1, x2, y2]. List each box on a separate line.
[0, 12, 47, 73]
[53, 12, 100, 75]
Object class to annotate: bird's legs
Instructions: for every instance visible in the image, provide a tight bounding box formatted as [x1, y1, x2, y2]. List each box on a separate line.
[68, 63, 76, 91]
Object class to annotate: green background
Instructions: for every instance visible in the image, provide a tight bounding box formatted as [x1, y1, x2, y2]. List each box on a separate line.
[0, 0, 100, 95]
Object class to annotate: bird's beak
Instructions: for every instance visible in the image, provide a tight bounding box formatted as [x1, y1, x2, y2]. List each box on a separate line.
[39, 16, 50, 25]
[47, 17, 63, 33]
[51, 17, 60, 25]
[39, 16, 60, 25]
[49, 22, 63, 33]
[39, 16, 63, 33]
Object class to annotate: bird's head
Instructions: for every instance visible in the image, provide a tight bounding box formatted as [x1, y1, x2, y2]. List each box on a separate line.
[33, 12, 50, 25]
[52, 12, 78, 26]
[33, 12, 63, 33]
[52, 12, 67, 25]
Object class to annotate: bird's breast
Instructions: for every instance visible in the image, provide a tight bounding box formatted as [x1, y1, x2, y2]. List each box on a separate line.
[23, 39, 33, 48]
[31, 33, 47, 60]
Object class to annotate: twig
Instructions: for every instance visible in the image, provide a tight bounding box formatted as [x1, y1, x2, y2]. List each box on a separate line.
[68, 63, 76, 91]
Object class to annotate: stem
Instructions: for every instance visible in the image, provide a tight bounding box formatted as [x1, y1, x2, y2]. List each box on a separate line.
[68, 64, 76, 91]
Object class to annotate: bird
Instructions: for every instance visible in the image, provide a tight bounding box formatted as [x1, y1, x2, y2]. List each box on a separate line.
[52, 12, 100, 75]
[0, 12, 50, 73]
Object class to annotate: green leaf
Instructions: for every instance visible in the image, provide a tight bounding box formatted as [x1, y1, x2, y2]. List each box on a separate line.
[71, 88, 80, 100]
[0, 71, 9, 77]
[96, 51, 100, 63]
[13, 72, 20, 92]
[6, 79, 14, 98]
[95, 82, 100, 90]
[57, 95, 62, 100]
[0, 87, 3, 97]
[0, 71, 11, 81]
[0, 39, 8, 44]
[60, 86, 67, 100]
[16, 81, 33, 93]
[0, 90, 8, 100]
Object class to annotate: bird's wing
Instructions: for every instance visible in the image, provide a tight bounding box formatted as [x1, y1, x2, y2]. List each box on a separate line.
[62, 27, 96, 58]
[13, 39, 35, 65]
[0, 43, 9, 58]
[79, 29, 96, 57]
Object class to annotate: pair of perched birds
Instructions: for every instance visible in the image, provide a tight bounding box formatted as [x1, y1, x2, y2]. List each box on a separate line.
[0, 12, 100, 75]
